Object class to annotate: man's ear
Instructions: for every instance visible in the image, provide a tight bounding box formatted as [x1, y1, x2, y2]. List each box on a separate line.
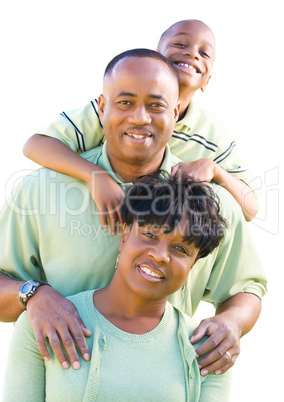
[97, 94, 106, 120]
[201, 75, 212, 92]
[174, 101, 181, 122]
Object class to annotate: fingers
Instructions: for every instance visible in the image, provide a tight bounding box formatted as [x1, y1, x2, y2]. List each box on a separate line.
[197, 341, 240, 375]
[191, 316, 240, 375]
[171, 163, 181, 177]
[98, 201, 124, 235]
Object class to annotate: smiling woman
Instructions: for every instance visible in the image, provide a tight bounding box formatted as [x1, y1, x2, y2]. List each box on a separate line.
[3, 174, 231, 401]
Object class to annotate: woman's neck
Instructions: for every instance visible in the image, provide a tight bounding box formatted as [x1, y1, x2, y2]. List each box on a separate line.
[93, 284, 167, 334]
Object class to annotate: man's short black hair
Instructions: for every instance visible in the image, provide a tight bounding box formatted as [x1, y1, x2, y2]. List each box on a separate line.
[104, 48, 178, 82]
[121, 172, 228, 259]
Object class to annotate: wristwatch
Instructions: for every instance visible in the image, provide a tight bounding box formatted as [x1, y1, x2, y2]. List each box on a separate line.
[19, 280, 50, 308]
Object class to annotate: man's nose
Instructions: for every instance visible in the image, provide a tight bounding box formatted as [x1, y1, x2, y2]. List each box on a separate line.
[128, 105, 152, 125]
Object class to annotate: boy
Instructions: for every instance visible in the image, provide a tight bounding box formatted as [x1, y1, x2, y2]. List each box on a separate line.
[23, 20, 258, 232]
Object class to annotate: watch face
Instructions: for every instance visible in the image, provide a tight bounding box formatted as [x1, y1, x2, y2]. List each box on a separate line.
[21, 282, 33, 293]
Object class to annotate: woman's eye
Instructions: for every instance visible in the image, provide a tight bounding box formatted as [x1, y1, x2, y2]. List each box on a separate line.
[175, 246, 188, 255]
[173, 42, 185, 47]
[143, 232, 156, 240]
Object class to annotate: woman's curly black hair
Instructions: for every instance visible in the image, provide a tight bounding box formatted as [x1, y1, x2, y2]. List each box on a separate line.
[121, 172, 228, 259]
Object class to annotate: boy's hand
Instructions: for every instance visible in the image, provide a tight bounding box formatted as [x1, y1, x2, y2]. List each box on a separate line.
[190, 314, 240, 375]
[26, 285, 91, 370]
[87, 170, 125, 235]
[171, 159, 218, 182]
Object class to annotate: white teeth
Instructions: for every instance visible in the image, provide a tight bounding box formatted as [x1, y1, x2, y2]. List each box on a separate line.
[177, 63, 197, 73]
[139, 266, 162, 278]
[127, 133, 148, 139]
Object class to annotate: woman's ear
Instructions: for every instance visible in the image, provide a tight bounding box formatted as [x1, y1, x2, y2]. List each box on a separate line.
[119, 223, 130, 250]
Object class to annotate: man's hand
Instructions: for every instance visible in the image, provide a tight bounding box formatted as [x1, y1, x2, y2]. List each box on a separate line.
[190, 314, 240, 375]
[87, 170, 125, 235]
[26, 285, 91, 370]
[190, 293, 261, 375]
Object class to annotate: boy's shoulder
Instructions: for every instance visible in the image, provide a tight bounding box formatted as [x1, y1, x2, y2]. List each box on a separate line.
[176, 99, 232, 142]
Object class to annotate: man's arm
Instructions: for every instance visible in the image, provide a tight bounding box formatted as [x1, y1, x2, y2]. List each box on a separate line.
[0, 272, 25, 322]
[0, 271, 91, 369]
[190, 293, 261, 375]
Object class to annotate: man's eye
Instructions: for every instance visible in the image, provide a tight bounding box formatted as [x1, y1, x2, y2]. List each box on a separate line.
[118, 100, 131, 105]
[150, 103, 165, 109]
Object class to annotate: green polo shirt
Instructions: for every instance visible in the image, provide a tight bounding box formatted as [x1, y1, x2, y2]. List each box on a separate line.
[38, 99, 257, 189]
[0, 143, 267, 316]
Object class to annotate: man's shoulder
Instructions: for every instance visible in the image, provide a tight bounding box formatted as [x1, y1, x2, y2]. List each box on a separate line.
[210, 183, 244, 226]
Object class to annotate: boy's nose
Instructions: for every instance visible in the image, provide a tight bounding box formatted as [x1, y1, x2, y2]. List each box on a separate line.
[184, 46, 199, 60]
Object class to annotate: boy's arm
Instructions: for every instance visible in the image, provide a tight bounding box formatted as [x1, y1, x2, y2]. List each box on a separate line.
[171, 159, 258, 221]
[24, 135, 124, 233]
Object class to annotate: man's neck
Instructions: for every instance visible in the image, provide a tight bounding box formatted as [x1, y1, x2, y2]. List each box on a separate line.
[107, 149, 166, 183]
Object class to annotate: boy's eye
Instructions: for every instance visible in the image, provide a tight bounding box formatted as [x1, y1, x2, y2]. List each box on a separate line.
[200, 51, 210, 58]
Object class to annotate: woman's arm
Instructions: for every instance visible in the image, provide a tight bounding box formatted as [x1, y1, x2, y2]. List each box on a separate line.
[3, 312, 46, 401]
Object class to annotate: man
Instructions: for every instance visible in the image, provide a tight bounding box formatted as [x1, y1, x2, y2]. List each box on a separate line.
[0, 49, 267, 376]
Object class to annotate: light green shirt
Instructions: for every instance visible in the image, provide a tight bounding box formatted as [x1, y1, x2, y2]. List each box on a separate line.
[38, 99, 257, 188]
[3, 290, 232, 402]
[0, 143, 267, 316]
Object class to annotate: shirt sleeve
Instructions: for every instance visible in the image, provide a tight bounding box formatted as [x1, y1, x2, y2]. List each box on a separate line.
[2, 312, 45, 401]
[36, 100, 105, 153]
[199, 370, 232, 402]
[0, 176, 44, 282]
[202, 188, 267, 308]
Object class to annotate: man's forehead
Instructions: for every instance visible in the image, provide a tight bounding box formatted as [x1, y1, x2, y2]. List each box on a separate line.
[106, 56, 174, 80]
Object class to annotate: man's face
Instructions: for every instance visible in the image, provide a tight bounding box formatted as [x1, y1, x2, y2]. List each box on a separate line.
[157, 20, 216, 92]
[98, 57, 179, 167]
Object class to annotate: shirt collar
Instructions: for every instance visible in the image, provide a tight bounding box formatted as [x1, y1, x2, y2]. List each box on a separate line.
[99, 142, 173, 189]
[174, 99, 200, 132]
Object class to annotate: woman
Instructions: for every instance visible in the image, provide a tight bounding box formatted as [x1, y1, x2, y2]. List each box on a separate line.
[3, 174, 231, 401]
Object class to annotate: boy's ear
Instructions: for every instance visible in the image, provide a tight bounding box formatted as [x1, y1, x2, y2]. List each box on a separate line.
[201, 75, 212, 92]
[97, 94, 106, 119]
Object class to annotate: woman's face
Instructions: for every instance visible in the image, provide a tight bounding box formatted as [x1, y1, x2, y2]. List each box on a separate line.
[117, 218, 199, 301]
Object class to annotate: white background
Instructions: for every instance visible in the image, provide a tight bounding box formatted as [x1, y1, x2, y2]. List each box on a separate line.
[0, 1, 282, 400]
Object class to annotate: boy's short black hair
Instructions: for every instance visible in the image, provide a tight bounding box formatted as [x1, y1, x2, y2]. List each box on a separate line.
[104, 48, 178, 82]
[121, 172, 228, 259]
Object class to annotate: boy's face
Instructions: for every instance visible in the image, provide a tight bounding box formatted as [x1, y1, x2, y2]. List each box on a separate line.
[157, 20, 216, 92]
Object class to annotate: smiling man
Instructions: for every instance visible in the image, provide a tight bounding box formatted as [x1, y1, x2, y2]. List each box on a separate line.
[0, 49, 266, 379]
